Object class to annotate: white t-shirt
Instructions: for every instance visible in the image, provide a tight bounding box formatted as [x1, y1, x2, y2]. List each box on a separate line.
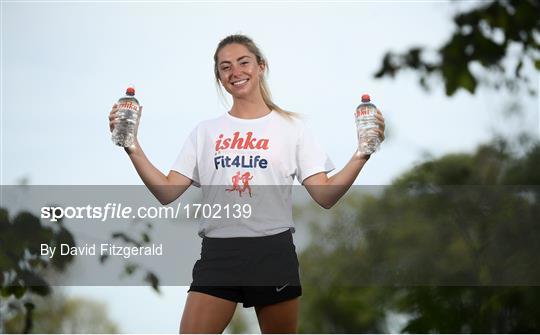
[171, 110, 334, 237]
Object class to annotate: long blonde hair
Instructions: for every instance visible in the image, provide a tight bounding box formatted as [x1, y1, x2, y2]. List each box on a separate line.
[213, 34, 297, 120]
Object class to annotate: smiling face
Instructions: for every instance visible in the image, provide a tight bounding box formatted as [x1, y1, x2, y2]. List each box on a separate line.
[216, 43, 265, 100]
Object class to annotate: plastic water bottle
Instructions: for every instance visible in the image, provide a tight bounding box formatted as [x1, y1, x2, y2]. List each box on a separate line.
[112, 87, 140, 147]
[355, 94, 380, 155]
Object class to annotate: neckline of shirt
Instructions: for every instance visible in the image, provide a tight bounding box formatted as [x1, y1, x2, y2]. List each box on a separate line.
[225, 110, 275, 123]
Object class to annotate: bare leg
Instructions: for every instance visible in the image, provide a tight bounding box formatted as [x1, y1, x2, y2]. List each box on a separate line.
[255, 298, 299, 334]
[179, 291, 237, 334]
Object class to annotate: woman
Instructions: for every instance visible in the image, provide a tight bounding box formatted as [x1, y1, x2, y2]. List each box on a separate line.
[109, 34, 385, 333]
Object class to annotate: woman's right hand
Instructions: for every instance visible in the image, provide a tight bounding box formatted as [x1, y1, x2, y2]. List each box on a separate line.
[109, 103, 143, 154]
[108, 103, 143, 134]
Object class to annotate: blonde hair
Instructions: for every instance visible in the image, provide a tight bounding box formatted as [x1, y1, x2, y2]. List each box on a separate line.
[213, 34, 297, 120]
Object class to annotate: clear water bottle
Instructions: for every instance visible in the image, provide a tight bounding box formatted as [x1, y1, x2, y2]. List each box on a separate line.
[112, 87, 140, 147]
[355, 94, 380, 155]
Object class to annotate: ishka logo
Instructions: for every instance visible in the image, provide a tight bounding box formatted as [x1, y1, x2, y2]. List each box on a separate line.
[226, 171, 253, 197]
[117, 101, 139, 112]
[215, 132, 269, 151]
[215, 131, 269, 197]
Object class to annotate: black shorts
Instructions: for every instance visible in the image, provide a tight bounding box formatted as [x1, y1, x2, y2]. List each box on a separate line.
[188, 229, 302, 308]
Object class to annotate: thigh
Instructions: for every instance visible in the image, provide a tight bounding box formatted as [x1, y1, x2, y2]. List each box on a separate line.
[255, 297, 300, 334]
[179, 291, 237, 334]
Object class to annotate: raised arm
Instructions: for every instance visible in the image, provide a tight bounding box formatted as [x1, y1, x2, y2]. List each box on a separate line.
[109, 104, 192, 205]
[302, 109, 385, 209]
[303, 153, 370, 209]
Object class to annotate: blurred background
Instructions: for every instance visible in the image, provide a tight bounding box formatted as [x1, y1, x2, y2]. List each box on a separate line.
[1, 0, 539, 333]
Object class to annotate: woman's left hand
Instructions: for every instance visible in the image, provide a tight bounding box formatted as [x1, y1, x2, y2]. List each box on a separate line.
[355, 109, 385, 160]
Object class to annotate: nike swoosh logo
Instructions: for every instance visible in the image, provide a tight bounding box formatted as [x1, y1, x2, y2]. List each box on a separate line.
[276, 283, 289, 292]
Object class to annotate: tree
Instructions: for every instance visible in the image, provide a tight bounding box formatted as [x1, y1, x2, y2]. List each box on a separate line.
[298, 2, 540, 331]
[0, 205, 161, 333]
[297, 138, 540, 332]
[0, 208, 75, 333]
[3, 292, 119, 333]
[374, 0, 540, 95]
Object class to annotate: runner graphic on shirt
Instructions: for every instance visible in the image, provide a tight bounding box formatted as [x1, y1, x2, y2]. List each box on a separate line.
[240, 172, 253, 197]
[225, 171, 253, 197]
[226, 171, 242, 194]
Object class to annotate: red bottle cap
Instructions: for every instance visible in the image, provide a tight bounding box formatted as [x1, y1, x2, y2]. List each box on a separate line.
[126, 87, 135, 96]
[361, 94, 371, 103]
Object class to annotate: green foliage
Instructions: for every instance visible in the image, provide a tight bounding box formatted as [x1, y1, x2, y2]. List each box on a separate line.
[298, 140, 540, 332]
[374, 0, 540, 95]
[503, 145, 540, 185]
[107, 230, 161, 294]
[0, 209, 76, 332]
[400, 287, 540, 333]
[0, 209, 75, 300]
[4, 293, 119, 333]
[225, 307, 250, 334]
[1, 206, 160, 332]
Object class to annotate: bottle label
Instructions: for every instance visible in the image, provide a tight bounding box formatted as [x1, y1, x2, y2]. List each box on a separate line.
[118, 101, 139, 112]
[356, 105, 375, 118]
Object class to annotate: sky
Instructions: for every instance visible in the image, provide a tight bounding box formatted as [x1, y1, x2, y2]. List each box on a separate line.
[2, 0, 539, 333]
